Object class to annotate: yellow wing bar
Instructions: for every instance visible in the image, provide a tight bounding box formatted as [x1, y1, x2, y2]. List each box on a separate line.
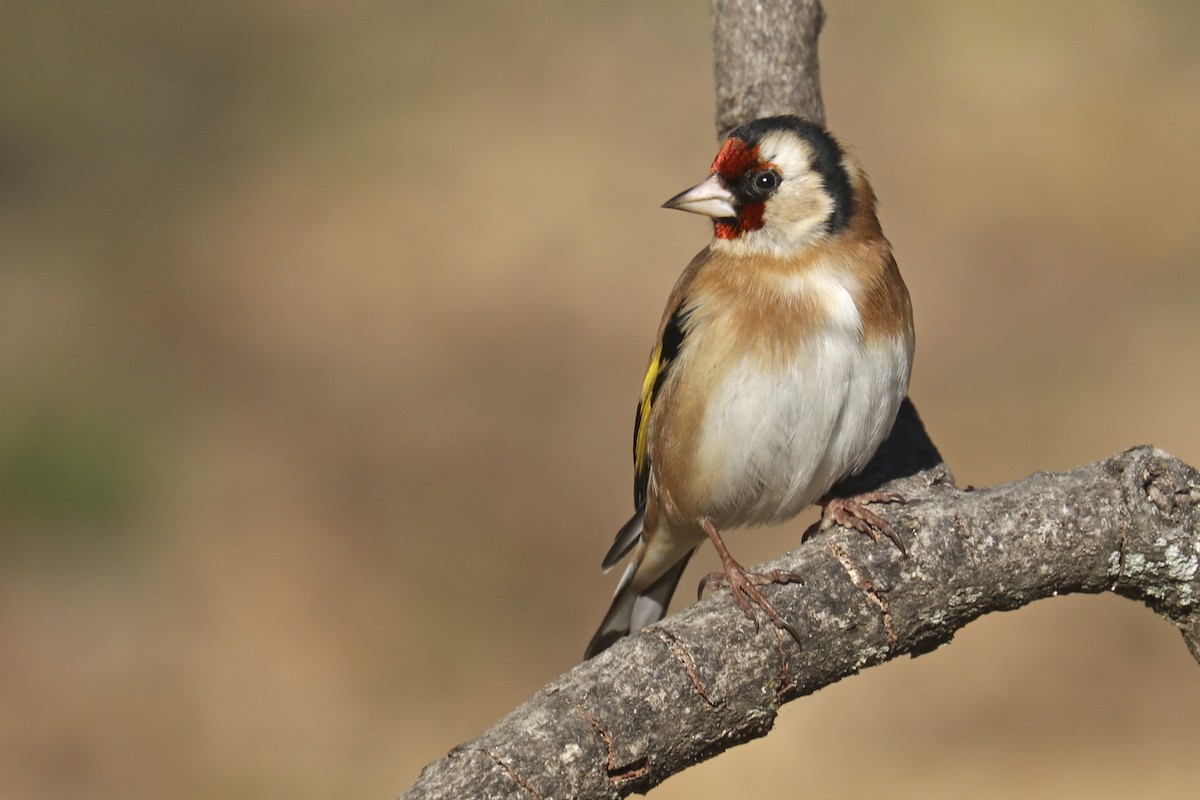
[634, 343, 663, 477]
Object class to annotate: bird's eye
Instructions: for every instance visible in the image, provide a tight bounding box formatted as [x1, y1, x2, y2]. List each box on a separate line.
[748, 170, 781, 199]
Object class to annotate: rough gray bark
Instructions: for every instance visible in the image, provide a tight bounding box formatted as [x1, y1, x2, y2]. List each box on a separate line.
[399, 2, 1200, 797]
[400, 408, 1200, 800]
[712, 0, 827, 135]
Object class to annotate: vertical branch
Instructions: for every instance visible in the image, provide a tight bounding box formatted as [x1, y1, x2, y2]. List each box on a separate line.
[711, 0, 827, 137]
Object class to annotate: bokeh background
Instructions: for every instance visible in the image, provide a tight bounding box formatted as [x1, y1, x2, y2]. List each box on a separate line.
[2, 0, 1198, 797]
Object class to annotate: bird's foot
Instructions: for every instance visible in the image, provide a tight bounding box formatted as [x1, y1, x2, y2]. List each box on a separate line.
[698, 518, 804, 645]
[809, 491, 907, 555]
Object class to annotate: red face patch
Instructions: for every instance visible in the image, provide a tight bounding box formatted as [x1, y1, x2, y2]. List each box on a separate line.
[710, 137, 769, 239]
[714, 202, 766, 239]
[710, 137, 759, 181]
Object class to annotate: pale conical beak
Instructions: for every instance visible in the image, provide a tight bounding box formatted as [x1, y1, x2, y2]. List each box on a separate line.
[661, 173, 737, 218]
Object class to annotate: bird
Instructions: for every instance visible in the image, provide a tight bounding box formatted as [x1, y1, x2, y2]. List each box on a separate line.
[584, 114, 914, 660]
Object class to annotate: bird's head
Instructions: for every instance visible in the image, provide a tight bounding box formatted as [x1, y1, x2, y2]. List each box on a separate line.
[663, 115, 861, 256]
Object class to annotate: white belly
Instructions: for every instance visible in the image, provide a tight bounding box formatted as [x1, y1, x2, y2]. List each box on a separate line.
[697, 331, 910, 528]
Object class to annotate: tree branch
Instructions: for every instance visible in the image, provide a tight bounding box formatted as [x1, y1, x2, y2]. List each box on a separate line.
[401, 402, 1199, 799]
[711, 0, 827, 135]
[399, 1, 1199, 797]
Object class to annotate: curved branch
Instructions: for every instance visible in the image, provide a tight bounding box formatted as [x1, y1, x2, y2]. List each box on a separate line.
[400, 1, 1199, 797]
[401, 404, 1200, 798]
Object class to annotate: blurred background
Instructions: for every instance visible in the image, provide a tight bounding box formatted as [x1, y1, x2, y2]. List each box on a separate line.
[2, 0, 1198, 797]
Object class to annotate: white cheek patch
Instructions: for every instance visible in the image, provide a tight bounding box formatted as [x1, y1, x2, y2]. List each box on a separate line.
[757, 168, 828, 242]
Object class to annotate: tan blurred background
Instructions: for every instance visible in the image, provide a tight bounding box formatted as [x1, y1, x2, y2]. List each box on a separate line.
[2, 0, 1198, 797]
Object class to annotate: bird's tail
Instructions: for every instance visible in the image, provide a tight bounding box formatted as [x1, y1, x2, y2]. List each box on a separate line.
[583, 548, 693, 660]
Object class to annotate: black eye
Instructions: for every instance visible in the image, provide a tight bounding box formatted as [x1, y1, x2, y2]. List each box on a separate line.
[748, 169, 781, 199]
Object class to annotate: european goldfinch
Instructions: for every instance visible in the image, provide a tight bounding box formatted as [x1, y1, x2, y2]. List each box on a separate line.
[585, 115, 914, 659]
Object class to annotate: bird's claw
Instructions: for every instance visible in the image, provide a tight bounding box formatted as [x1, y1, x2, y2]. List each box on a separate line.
[698, 565, 804, 643]
[808, 491, 907, 555]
